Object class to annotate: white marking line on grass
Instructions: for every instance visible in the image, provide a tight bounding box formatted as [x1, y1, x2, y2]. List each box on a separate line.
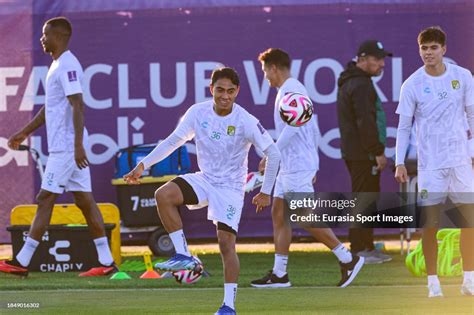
[1, 284, 462, 293]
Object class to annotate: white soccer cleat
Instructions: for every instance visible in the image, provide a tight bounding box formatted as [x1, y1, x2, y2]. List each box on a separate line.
[461, 280, 474, 296]
[428, 283, 444, 298]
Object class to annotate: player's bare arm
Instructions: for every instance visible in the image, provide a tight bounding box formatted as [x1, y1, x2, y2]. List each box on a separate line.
[8, 106, 46, 150]
[68, 93, 89, 169]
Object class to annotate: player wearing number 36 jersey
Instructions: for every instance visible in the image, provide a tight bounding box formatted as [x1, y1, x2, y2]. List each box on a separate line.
[124, 67, 280, 315]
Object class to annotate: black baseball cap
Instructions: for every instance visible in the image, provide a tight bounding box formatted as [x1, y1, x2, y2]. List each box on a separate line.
[357, 40, 393, 58]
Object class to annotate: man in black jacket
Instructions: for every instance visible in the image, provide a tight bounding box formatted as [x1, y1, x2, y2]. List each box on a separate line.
[337, 40, 392, 264]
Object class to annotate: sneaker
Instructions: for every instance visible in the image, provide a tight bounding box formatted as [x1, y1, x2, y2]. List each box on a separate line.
[79, 263, 118, 277]
[428, 283, 444, 298]
[338, 256, 365, 288]
[373, 249, 392, 262]
[154, 254, 198, 272]
[250, 270, 291, 288]
[0, 259, 28, 277]
[461, 280, 474, 296]
[215, 304, 236, 315]
[357, 250, 384, 264]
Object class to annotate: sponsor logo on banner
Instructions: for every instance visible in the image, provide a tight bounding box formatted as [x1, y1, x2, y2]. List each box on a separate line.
[40, 240, 84, 272]
[49, 240, 71, 262]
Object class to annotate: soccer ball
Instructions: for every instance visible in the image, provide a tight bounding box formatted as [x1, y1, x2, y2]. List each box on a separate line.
[279, 92, 313, 127]
[172, 256, 204, 284]
[173, 268, 203, 284]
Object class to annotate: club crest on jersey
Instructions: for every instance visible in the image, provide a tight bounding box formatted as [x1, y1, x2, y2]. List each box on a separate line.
[227, 125, 236, 136]
[67, 71, 77, 82]
[451, 80, 460, 90]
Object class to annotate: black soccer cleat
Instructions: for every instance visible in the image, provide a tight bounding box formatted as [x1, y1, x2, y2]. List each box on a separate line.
[337, 255, 365, 288]
[250, 270, 291, 288]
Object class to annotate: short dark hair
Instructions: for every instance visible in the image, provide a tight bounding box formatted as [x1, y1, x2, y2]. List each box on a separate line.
[418, 26, 446, 46]
[258, 48, 291, 69]
[210, 67, 240, 86]
[45, 16, 72, 40]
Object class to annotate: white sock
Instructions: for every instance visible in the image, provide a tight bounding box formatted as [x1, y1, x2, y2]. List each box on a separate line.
[427, 275, 440, 286]
[463, 271, 474, 284]
[93, 236, 114, 266]
[332, 243, 352, 263]
[169, 229, 191, 257]
[223, 283, 237, 310]
[272, 254, 288, 277]
[16, 237, 39, 267]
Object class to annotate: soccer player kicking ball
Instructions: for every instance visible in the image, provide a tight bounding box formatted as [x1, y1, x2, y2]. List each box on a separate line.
[250, 48, 364, 289]
[124, 67, 280, 315]
[0, 17, 116, 277]
[395, 26, 474, 297]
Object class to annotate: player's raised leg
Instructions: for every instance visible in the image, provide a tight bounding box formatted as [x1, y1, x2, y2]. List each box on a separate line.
[305, 228, 364, 287]
[154, 180, 198, 271]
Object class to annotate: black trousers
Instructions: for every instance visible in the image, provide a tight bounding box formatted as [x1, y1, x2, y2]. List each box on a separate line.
[344, 160, 380, 253]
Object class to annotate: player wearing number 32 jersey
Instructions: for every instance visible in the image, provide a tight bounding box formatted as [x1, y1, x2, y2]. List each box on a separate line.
[395, 26, 474, 298]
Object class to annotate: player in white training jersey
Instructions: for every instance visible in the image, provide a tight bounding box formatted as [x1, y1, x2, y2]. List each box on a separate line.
[251, 48, 364, 289]
[395, 26, 474, 297]
[124, 67, 280, 315]
[0, 17, 116, 278]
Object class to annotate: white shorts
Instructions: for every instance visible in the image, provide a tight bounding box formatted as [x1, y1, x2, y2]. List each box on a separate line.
[418, 164, 474, 206]
[179, 172, 244, 233]
[273, 170, 315, 199]
[41, 152, 92, 194]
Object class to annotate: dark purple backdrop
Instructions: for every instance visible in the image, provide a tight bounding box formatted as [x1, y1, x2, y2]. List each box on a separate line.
[1, 0, 473, 242]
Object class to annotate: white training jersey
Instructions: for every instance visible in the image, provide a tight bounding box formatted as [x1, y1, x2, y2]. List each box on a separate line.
[396, 63, 474, 170]
[173, 101, 274, 191]
[274, 78, 320, 174]
[45, 50, 86, 153]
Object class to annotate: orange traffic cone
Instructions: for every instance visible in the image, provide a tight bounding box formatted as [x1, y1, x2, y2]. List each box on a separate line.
[140, 252, 161, 279]
[140, 270, 161, 279]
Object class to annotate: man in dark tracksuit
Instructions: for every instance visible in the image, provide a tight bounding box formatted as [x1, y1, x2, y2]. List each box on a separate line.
[337, 40, 392, 264]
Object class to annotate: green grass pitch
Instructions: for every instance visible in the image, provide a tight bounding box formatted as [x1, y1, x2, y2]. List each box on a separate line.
[0, 251, 472, 314]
